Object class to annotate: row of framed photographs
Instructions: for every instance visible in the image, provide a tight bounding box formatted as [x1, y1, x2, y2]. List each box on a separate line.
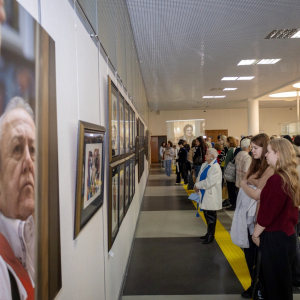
[109, 77, 136, 162]
[109, 154, 136, 249]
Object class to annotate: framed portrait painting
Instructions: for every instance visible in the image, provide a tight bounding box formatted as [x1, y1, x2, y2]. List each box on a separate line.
[108, 163, 119, 249]
[108, 78, 119, 161]
[119, 161, 125, 225]
[119, 95, 125, 156]
[125, 159, 130, 211]
[74, 121, 105, 239]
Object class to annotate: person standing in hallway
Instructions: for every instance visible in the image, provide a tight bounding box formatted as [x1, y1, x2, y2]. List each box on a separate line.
[252, 138, 300, 300]
[238, 133, 273, 299]
[235, 138, 252, 189]
[160, 142, 166, 169]
[224, 136, 237, 210]
[193, 136, 206, 178]
[164, 141, 174, 178]
[187, 139, 197, 189]
[175, 141, 188, 185]
[194, 148, 222, 244]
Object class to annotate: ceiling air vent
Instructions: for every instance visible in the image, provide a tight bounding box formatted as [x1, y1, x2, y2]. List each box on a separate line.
[265, 29, 300, 39]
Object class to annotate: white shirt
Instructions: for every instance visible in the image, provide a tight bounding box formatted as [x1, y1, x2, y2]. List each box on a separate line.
[0, 213, 35, 300]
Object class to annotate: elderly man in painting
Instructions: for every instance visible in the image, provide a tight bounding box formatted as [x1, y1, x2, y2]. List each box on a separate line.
[0, 97, 35, 300]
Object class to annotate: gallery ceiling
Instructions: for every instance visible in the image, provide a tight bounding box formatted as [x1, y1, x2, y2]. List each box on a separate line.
[126, 0, 300, 111]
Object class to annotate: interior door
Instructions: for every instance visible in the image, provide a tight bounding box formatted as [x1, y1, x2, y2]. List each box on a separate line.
[205, 130, 228, 143]
[151, 136, 159, 163]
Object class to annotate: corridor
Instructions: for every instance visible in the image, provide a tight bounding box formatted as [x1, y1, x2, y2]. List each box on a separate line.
[122, 163, 300, 299]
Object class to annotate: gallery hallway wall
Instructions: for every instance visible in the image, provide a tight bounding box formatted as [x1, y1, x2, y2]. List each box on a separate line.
[17, 0, 149, 299]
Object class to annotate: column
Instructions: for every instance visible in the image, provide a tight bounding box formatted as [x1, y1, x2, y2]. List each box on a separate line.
[247, 99, 259, 136]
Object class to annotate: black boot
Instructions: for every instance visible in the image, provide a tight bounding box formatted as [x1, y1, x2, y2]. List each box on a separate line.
[200, 234, 208, 239]
[200, 210, 209, 239]
[203, 210, 217, 244]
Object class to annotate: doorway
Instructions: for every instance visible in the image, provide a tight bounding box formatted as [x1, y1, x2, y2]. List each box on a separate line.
[205, 130, 228, 144]
[151, 135, 167, 163]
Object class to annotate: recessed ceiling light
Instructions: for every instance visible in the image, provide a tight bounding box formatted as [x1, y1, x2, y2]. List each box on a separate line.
[238, 60, 257, 65]
[237, 77, 255, 80]
[291, 30, 300, 38]
[265, 29, 299, 39]
[257, 59, 281, 64]
[221, 77, 238, 81]
[293, 83, 300, 88]
[223, 88, 237, 91]
[203, 96, 214, 98]
[214, 96, 226, 98]
[269, 91, 297, 97]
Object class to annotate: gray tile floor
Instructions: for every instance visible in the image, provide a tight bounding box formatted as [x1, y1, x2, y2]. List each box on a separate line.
[122, 163, 300, 299]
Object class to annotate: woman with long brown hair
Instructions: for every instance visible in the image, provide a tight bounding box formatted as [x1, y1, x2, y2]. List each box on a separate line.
[238, 133, 273, 299]
[252, 138, 300, 300]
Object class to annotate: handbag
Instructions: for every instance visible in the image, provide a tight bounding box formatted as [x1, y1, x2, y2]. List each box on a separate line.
[224, 148, 236, 182]
[222, 186, 228, 200]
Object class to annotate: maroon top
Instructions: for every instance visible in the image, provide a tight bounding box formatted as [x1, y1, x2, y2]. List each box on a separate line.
[257, 174, 299, 236]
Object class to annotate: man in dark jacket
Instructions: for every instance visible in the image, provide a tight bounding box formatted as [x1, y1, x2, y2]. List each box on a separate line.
[176, 141, 188, 184]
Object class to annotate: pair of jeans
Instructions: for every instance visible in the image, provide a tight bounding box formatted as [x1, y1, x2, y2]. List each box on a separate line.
[194, 164, 202, 179]
[165, 160, 172, 177]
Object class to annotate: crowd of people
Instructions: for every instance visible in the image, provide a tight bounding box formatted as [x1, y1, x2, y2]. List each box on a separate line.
[160, 133, 300, 300]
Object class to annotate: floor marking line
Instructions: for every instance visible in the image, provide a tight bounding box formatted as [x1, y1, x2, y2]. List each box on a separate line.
[182, 183, 251, 290]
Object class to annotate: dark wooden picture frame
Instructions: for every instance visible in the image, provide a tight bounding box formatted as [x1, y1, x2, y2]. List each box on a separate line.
[74, 121, 105, 239]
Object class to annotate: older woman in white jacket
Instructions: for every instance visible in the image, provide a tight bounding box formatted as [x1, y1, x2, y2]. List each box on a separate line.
[194, 148, 222, 244]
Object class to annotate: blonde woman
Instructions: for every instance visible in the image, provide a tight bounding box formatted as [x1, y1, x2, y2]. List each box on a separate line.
[252, 138, 300, 300]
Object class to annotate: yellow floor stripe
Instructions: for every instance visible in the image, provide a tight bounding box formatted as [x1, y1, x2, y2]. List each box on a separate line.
[182, 183, 251, 290]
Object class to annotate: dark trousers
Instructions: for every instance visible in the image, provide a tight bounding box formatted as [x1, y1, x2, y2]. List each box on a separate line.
[227, 181, 237, 207]
[187, 168, 194, 190]
[176, 165, 181, 183]
[260, 231, 296, 300]
[293, 211, 300, 282]
[244, 229, 257, 284]
[203, 210, 217, 237]
[179, 162, 188, 184]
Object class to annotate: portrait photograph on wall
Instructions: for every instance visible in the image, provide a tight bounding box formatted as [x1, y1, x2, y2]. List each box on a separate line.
[119, 162, 125, 225]
[119, 95, 125, 156]
[166, 119, 205, 146]
[109, 81, 119, 159]
[0, 0, 62, 299]
[125, 101, 130, 153]
[132, 109, 136, 151]
[108, 163, 119, 249]
[74, 121, 105, 238]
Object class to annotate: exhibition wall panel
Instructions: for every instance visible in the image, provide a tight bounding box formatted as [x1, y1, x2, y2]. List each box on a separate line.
[15, 0, 149, 299]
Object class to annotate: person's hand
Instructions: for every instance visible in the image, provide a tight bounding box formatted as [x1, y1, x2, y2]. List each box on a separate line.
[194, 186, 199, 193]
[252, 235, 260, 247]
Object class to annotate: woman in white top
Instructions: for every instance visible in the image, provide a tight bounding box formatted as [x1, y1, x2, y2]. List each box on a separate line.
[235, 138, 252, 189]
[194, 148, 222, 244]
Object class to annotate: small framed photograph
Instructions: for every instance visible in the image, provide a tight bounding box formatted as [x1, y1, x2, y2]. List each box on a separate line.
[135, 136, 139, 165]
[125, 159, 130, 211]
[125, 101, 130, 153]
[109, 79, 119, 160]
[119, 162, 125, 225]
[108, 163, 119, 249]
[119, 95, 125, 155]
[74, 121, 105, 238]
[132, 111, 136, 151]
[130, 157, 133, 202]
[132, 157, 136, 197]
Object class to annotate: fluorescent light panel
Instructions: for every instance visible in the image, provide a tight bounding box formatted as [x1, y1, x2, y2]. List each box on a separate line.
[291, 30, 300, 38]
[221, 77, 238, 81]
[257, 59, 281, 64]
[237, 76, 255, 80]
[238, 60, 257, 65]
[223, 88, 237, 91]
[203, 96, 226, 98]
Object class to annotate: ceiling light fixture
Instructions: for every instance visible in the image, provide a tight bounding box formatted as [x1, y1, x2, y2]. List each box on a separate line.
[291, 30, 300, 38]
[221, 77, 238, 81]
[237, 77, 255, 80]
[202, 96, 214, 98]
[293, 83, 300, 89]
[214, 96, 226, 98]
[265, 29, 299, 39]
[203, 96, 226, 98]
[238, 60, 257, 65]
[257, 59, 281, 64]
[269, 91, 297, 97]
[223, 88, 237, 91]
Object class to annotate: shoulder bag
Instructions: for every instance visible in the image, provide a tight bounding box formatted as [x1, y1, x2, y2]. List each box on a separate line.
[224, 148, 236, 182]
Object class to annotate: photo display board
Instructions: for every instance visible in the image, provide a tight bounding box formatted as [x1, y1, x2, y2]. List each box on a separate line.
[108, 77, 136, 162]
[108, 155, 135, 250]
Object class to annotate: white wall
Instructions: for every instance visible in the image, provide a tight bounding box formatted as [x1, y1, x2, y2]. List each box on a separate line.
[17, 0, 149, 299]
[149, 108, 297, 138]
